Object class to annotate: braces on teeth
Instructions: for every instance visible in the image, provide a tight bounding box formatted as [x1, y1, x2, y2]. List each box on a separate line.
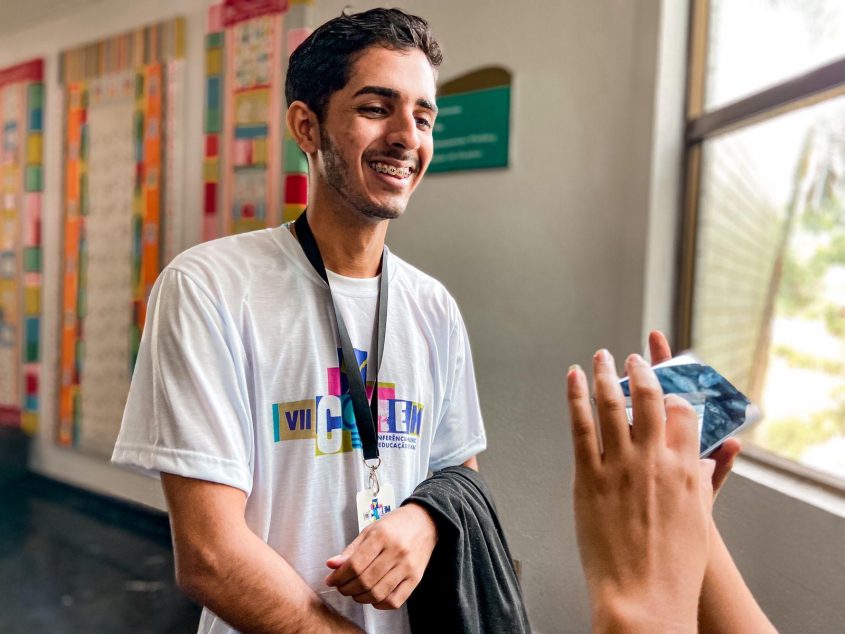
[372, 163, 411, 178]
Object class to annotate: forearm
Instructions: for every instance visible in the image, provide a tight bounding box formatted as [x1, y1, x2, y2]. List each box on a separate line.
[178, 523, 363, 634]
[698, 521, 776, 633]
[592, 592, 696, 634]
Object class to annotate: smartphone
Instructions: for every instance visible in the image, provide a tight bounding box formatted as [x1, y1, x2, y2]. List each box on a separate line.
[618, 354, 762, 457]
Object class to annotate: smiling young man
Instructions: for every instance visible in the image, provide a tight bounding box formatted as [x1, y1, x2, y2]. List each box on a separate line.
[112, 9, 485, 634]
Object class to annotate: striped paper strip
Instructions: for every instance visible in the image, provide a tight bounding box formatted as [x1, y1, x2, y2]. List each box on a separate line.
[0, 58, 43, 434]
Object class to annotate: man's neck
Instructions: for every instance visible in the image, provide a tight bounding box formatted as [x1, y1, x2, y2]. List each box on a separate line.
[298, 204, 388, 279]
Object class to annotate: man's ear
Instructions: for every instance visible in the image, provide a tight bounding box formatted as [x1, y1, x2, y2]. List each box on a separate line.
[286, 101, 320, 155]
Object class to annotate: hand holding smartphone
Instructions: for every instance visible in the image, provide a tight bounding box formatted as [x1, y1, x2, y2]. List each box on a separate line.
[618, 354, 762, 457]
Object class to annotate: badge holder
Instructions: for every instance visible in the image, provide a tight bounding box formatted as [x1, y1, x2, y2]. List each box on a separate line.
[356, 458, 396, 532]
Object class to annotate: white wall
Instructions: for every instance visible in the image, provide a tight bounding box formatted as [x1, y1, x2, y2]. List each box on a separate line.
[718, 465, 845, 633]
[3, 0, 845, 631]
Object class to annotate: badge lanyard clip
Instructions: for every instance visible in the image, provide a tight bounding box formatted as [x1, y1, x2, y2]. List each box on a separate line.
[365, 457, 382, 496]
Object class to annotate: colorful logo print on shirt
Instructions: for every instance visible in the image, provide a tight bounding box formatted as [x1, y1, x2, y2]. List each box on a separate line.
[271, 348, 424, 456]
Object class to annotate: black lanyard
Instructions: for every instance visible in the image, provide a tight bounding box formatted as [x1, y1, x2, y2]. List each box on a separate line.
[294, 212, 387, 462]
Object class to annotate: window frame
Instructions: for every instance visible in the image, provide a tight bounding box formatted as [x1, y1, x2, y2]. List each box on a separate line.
[676, 0, 845, 492]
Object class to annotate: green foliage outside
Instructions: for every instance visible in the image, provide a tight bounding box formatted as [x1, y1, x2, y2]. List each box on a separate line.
[764, 387, 845, 460]
[762, 118, 845, 469]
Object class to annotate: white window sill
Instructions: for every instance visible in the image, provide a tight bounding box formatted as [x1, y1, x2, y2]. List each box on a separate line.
[733, 447, 845, 520]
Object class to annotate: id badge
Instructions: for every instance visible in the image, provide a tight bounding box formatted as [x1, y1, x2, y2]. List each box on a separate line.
[356, 483, 396, 532]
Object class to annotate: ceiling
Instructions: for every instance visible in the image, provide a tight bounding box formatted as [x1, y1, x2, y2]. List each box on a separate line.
[0, 0, 103, 37]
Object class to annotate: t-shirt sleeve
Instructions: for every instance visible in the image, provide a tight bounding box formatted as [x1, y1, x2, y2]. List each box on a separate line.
[428, 304, 487, 471]
[111, 267, 254, 494]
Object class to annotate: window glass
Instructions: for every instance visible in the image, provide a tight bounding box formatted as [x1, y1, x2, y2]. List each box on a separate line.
[706, 0, 845, 110]
[692, 95, 845, 481]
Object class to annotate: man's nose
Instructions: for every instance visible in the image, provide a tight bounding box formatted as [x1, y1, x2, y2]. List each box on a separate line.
[385, 111, 421, 151]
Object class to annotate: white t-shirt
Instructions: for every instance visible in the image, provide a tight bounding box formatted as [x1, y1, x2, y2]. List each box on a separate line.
[112, 224, 486, 633]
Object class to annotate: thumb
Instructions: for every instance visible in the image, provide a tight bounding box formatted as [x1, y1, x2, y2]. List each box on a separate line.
[325, 537, 359, 569]
[325, 554, 348, 570]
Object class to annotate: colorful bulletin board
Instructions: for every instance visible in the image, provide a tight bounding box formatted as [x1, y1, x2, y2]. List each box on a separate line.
[0, 59, 44, 435]
[203, 0, 312, 241]
[57, 19, 185, 455]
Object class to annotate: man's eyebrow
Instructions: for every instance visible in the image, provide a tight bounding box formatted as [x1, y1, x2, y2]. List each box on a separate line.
[352, 85, 438, 114]
[417, 98, 438, 114]
[353, 85, 399, 100]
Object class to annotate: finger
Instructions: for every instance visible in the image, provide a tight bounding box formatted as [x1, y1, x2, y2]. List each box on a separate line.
[663, 394, 699, 457]
[339, 553, 395, 597]
[325, 533, 384, 587]
[648, 330, 672, 365]
[566, 364, 601, 472]
[592, 349, 631, 458]
[625, 354, 666, 450]
[373, 578, 414, 610]
[698, 459, 716, 511]
[351, 565, 404, 605]
[710, 437, 741, 496]
[325, 554, 347, 570]
[325, 532, 362, 571]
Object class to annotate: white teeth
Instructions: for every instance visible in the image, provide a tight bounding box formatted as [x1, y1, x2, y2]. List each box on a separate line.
[370, 162, 411, 178]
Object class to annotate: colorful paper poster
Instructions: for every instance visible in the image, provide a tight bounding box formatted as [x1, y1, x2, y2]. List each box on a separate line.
[57, 19, 184, 452]
[203, 0, 311, 241]
[0, 59, 43, 434]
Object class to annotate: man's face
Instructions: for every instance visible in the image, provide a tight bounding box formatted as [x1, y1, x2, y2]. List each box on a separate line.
[315, 46, 437, 221]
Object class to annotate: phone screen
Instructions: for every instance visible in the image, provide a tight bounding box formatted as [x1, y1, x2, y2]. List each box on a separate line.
[618, 357, 762, 457]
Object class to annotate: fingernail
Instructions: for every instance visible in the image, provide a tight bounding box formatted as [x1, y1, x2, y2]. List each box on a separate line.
[567, 364, 581, 388]
[625, 353, 646, 369]
[594, 349, 610, 364]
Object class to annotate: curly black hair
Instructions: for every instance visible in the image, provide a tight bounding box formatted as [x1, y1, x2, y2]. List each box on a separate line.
[285, 7, 442, 120]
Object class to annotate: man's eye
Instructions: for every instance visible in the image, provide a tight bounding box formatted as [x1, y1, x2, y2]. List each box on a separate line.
[359, 106, 387, 115]
[416, 118, 433, 130]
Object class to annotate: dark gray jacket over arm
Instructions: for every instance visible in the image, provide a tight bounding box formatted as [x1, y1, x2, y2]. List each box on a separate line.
[403, 465, 531, 634]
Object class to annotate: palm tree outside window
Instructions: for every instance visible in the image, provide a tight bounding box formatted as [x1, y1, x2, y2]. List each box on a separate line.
[678, 0, 845, 487]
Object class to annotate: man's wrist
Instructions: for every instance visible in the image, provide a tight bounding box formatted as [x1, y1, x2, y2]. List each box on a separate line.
[402, 502, 439, 545]
[313, 597, 365, 633]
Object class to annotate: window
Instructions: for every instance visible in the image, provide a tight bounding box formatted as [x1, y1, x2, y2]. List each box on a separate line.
[679, 0, 845, 486]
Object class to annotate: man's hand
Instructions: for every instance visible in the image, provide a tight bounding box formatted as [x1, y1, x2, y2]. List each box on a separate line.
[567, 350, 714, 632]
[325, 503, 437, 609]
[647, 330, 741, 496]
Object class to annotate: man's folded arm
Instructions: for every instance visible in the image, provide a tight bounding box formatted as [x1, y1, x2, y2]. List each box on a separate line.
[460, 455, 479, 471]
[161, 473, 363, 634]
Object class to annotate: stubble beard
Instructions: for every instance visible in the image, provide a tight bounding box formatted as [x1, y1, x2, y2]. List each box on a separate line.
[321, 133, 406, 221]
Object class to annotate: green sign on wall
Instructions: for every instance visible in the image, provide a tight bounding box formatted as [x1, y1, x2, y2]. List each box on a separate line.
[429, 67, 511, 173]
